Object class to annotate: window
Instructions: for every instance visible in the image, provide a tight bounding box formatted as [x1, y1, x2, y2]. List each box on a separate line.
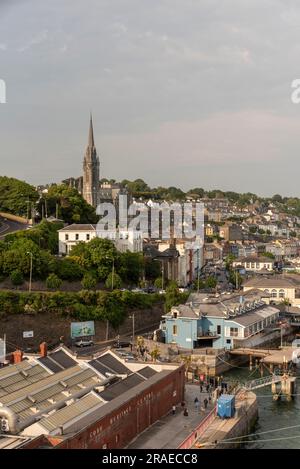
[246, 263, 250, 269]
[271, 289, 277, 298]
[65, 234, 69, 241]
[217, 325, 221, 335]
[86, 234, 90, 241]
[279, 289, 285, 298]
[75, 234, 79, 240]
[173, 312, 178, 319]
[173, 325, 178, 336]
[264, 289, 269, 294]
[226, 339, 231, 344]
[230, 327, 239, 337]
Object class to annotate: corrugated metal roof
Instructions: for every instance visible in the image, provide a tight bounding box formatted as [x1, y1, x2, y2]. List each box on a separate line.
[0, 365, 82, 405]
[38, 393, 104, 433]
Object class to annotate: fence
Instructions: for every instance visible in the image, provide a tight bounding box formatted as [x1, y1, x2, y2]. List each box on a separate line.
[177, 405, 217, 449]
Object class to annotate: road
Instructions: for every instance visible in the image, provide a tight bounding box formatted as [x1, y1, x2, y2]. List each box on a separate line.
[71, 321, 160, 357]
[0, 215, 30, 239]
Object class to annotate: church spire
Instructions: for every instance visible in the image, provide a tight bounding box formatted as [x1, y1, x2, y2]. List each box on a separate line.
[88, 113, 95, 148]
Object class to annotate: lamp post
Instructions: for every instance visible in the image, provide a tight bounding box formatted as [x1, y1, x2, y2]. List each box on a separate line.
[129, 313, 135, 351]
[27, 251, 33, 293]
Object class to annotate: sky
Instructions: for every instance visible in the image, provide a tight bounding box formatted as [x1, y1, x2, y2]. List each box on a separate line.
[1, 0, 300, 196]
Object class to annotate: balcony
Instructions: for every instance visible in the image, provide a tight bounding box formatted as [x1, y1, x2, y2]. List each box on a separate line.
[197, 330, 218, 339]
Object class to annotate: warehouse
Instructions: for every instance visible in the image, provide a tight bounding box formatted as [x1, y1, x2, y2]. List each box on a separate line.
[0, 346, 184, 449]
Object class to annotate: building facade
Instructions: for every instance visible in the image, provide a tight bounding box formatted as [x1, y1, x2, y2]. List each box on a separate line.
[160, 290, 280, 350]
[58, 224, 143, 254]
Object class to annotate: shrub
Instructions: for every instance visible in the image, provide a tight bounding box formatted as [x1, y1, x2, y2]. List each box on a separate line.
[46, 273, 62, 291]
[10, 269, 24, 286]
[105, 272, 122, 290]
[81, 273, 97, 290]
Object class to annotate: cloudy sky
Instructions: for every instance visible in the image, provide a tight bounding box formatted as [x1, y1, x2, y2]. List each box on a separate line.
[1, 0, 300, 196]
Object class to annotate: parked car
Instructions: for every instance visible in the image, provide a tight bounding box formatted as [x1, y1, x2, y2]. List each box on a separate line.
[74, 339, 94, 348]
[113, 340, 131, 348]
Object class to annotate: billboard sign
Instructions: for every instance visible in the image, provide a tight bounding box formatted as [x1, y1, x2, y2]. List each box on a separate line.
[23, 331, 34, 338]
[71, 321, 95, 339]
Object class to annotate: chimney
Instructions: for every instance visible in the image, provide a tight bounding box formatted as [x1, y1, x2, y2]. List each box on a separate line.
[12, 350, 23, 364]
[40, 342, 48, 358]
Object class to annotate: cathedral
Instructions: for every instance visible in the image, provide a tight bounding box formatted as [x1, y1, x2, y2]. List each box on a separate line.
[82, 114, 100, 207]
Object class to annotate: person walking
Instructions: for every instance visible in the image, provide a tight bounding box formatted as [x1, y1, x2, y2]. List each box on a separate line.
[206, 383, 210, 393]
[183, 407, 189, 417]
[200, 383, 203, 393]
[204, 398, 208, 410]
[172, 405, 176, 415]
[194, 397, 200, 411]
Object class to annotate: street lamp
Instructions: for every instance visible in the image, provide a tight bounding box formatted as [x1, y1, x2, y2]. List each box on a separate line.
[129, 312, 135, 351]
[27, 251, 33, 293]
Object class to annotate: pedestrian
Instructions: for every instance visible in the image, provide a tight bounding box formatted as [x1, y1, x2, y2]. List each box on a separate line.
[208, 394, 212, 404]
[204, 398, 208, 410]
[194, 397, 199, 411]
[200, 383, 203, 393]
[172, 405, 176, 415]
[206, 383, 210, 393]
[184, 407, 189, 417]
[181, 400, 185, 409]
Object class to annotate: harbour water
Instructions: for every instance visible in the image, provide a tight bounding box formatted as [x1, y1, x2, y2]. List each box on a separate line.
[224, 367, 300, 449]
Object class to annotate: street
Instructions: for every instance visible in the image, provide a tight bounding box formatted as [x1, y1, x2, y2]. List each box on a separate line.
[0, 215, 29, 239]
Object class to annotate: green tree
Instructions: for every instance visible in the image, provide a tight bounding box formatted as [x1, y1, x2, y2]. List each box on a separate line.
[40, 184, 98, 224]
[55, 257, 84, 280]
[10, 270, 24, 286]
[165, 281, 186, 312]
[46, 273, 62, 290]
[205, 276, 217, 289]
[0, 176, 38, 218]
[81, 273, 97, 290]
[105, 272, 122, 290]
[118, 252, 143, 284]
[0, 238, 54, 278]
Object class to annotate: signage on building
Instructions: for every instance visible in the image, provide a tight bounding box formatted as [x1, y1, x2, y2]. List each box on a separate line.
[23, 331, 34, 338]
[71, 321, 95, 339]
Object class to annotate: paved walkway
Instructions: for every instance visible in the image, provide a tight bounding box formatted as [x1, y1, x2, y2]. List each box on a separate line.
[127, 384, 213, 449]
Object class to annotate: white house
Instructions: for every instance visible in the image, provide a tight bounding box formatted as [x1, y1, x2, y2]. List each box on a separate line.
[58, 224, 143, 255]
[232, 256, 274, 273]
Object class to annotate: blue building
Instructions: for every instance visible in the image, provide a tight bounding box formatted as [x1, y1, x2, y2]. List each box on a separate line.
[160, 290, 280, 350]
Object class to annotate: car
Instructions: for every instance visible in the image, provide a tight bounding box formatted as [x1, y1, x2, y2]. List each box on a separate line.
[113, 340, 131, 348]
[74, 339, 94, 348]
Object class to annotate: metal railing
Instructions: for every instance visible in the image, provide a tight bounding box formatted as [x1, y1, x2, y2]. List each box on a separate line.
[177, 405, 217, 449]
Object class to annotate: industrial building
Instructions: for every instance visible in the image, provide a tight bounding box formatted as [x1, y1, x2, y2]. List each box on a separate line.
[0, 346, 184, 449]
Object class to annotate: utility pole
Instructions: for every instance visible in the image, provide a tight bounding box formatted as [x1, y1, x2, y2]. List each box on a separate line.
[161, 264, 164, 291]
[27, 251, 33, 293]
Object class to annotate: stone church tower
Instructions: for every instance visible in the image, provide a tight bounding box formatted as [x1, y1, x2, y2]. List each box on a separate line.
[82, 114, 100, 207]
